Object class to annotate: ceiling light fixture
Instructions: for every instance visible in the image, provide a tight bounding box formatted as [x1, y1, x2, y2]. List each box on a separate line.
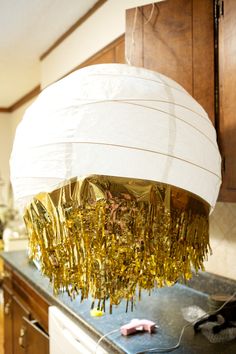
[10, 64, 221, 312]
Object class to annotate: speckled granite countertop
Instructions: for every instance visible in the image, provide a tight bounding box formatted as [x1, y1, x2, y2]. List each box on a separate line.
[1, 250, 236, 354]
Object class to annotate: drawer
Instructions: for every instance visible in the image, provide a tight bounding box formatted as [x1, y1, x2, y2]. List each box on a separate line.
[13, 271, 50, 332]
[21, 317, 49, 354]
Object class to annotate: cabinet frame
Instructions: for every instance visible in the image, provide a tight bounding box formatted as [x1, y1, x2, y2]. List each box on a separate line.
[2, 263, 50, 354]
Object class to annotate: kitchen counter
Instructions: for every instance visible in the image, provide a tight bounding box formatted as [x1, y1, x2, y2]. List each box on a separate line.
[1, 250, 236, 354]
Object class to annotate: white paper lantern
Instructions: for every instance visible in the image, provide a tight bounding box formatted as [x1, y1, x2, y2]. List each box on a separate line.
[11, 64, 221, 211]
[10, 64, 222, 308]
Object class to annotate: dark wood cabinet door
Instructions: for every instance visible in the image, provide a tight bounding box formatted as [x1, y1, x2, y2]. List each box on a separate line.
[3, 285, 13, 354]
[12, 296, 30, 354]
[22, 317, 49, 354]
[126, 0, 215, 123]
[71, 35, 125, 73]
[3, 263, 50, 354]
[218, 0, 236, 201]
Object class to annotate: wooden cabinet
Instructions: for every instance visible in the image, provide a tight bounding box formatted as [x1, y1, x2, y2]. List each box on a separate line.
[3, 285, 13, 354]
[12, 296, 30, 354]
[218, 0, 236, 201]
[126, 0, 215, 123]
[126, 0, 236, 202]
[22, 317, 49, 354]
[70, 34, 125, 74]
[2, 264, 49, 354]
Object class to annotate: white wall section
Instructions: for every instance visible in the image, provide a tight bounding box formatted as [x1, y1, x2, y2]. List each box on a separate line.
[41, 0, 159, 88]
[0, 113, 13, 203]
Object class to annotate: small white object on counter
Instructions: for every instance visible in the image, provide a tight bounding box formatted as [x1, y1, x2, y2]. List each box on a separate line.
[3, 227, 28, 251]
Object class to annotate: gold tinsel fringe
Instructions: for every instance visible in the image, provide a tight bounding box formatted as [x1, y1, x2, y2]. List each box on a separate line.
[24, 175, 210, 312]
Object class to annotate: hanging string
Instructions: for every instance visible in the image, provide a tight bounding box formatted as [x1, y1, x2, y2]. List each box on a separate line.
[126, 3, 156, 65]
[126, 6, 138, 65]
[144, 3, 155, 24]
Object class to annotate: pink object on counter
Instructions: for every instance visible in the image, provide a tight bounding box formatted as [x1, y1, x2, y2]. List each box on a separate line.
[120, 319, 156, 336]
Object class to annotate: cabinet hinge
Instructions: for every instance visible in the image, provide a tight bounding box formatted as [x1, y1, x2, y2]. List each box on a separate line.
[216, 0, 224, 19]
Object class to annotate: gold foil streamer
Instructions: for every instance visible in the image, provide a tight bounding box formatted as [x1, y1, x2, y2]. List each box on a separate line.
[24, 175, 210, 312]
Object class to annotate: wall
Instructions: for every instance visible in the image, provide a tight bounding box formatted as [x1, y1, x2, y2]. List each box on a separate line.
[205, 202, 236, 279]
[0, 113, 13, 204]
[41, 0, 159, 88]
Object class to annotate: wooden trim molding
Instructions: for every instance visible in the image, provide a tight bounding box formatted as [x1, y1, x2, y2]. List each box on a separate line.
[0, 85, 41, 113]
[40, 0, 108, 61]
[9, 85, 41, 112]
[0, 107, 10, 113]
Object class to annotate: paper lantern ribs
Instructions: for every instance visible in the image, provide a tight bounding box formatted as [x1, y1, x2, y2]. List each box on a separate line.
[10, 64, 221, 311]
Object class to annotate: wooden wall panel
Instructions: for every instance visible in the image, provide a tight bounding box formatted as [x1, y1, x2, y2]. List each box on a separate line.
[126, 8, 144, 67]
[192, 0, 215, 124]
[125, 0, 215, 122]
[85, 48, 115, 66]
[143, 1, 193, 95]
[218, 0, 236, 201]
[115, 39, 125, 64]
[75, 35, 125, 71]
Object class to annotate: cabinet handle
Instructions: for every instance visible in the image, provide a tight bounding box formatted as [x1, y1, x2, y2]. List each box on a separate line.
[4, 299, 12, 315]
[19, 326, 26, 348]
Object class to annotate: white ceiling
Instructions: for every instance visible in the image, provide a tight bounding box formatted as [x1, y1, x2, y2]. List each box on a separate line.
[0, 0, 98, 107]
